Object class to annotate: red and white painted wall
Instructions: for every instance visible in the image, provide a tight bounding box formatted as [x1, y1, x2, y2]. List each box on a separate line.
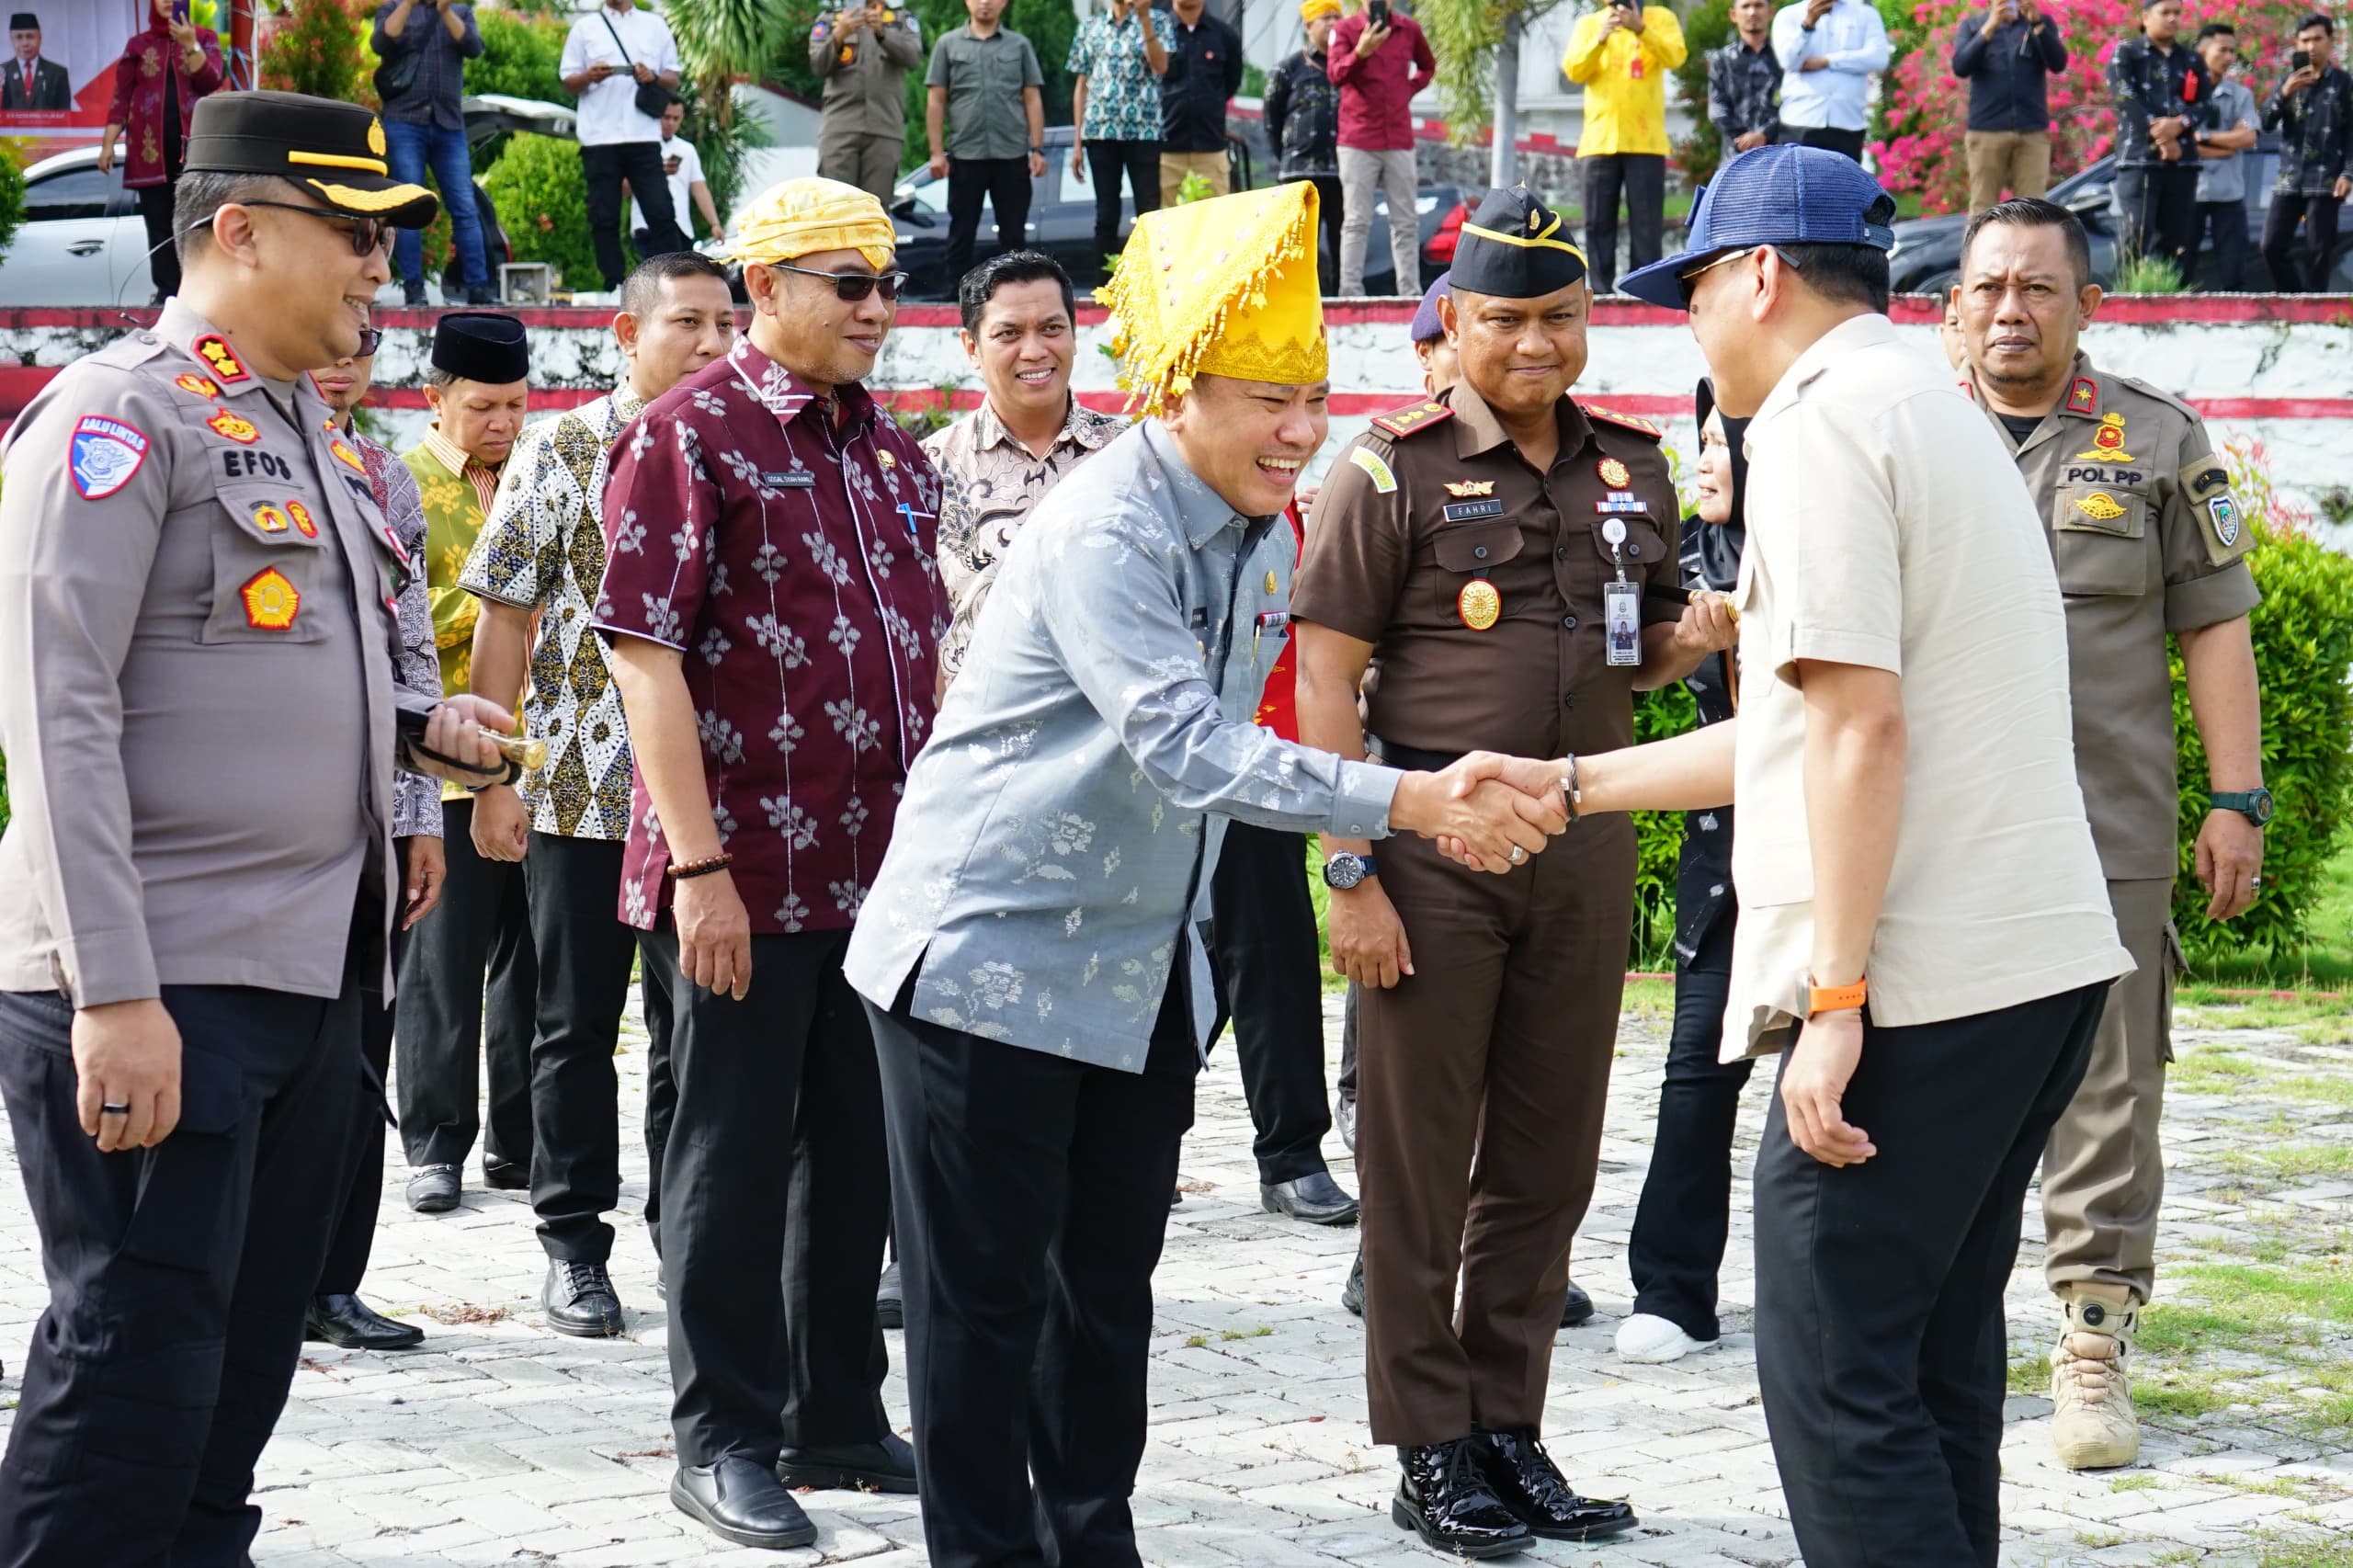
[3, 297, 2346, 542]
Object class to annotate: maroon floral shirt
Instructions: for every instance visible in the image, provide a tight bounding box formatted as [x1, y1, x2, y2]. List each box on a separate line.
[595, 338, 948, 935]
[108, 24, 225, 190]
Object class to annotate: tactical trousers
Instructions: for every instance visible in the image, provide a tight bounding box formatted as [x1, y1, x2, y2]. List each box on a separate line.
[1209, 820, 1334, 1185]
[2041, 878, 2177, 1302]
[0, 979, 360, 1567]
[1356, 820, 1633, 1445]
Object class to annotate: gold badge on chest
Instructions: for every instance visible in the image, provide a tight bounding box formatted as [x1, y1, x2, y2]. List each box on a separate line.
[1597, 456, 1631, 489]
[1458, 579, 1502, 631]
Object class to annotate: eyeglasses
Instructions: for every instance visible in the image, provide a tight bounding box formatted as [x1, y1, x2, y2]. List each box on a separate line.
[764, 261, 908, 302]
[1676, 244, 1803, 306]
[354, 326, 383, 358]
[197, 199, 393, 257]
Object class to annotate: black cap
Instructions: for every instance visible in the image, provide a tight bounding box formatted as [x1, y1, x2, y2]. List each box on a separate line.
[1449, 187, 1588, 300]
[431, 312, 530, 385]
[9, 14, 38, 30]
[184, 90, 439, 230]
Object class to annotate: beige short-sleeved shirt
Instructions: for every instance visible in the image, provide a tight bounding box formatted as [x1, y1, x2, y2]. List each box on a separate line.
[1723, 312, 2131, 1061]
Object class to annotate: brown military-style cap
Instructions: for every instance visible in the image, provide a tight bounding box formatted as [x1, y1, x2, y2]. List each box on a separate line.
[184, 90, 440, 230]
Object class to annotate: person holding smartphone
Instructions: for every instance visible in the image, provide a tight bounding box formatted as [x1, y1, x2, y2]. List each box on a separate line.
[1950, 0, 2069, 213]
[560, 0, 688, 294]
[2259, 14, 2353, 291]
[1563, 0, 1688, 294]
[97, 0, 226, 301]
[1330, 0, 1437, 296]
[1769, 0, 1890, 162]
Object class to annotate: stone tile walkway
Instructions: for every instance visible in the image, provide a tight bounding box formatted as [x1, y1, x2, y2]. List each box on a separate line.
[2, 992, 2347, 1566]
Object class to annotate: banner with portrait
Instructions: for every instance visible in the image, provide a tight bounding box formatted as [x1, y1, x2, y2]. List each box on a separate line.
[0, 2, 159, 136]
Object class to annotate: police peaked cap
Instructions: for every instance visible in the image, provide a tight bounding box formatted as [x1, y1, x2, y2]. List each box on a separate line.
[184, 91, 441, 230]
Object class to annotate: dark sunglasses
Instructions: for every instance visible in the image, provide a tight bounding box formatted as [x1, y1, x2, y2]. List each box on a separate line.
[353, 326, 384, 358]
[193, 199, 392, 257]
[766, 261, 907, 302]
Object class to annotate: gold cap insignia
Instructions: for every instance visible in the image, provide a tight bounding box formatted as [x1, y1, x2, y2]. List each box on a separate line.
[368, 118, 387, 158]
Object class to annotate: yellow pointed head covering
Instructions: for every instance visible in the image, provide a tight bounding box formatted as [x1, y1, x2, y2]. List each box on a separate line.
[1300, 0, 1341, 20]
[1099, 181, 1327, 417]
[728, 176, 896, 272]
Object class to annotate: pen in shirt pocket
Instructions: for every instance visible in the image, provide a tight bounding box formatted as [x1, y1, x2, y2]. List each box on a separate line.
[895, 501, 934, 538]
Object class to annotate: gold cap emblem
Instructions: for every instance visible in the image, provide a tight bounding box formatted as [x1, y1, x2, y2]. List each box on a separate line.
[368, 118, 386, 158]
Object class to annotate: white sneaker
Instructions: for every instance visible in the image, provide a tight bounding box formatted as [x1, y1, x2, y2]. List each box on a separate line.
[1615, 1312, 1709, 1364]
[2050, 1289, 2142, 1471]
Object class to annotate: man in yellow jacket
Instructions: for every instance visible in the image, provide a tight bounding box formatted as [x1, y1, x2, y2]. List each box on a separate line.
[1563, 0, 1687, 292]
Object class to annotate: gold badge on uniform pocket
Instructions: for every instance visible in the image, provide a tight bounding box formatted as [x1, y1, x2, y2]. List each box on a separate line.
[207, 408, 259, 446]
[251, 504, 290, 534]
[1458, 579, 1501, 631]
[2074, 492, 2128, 522]
[289, 500, 320, 539]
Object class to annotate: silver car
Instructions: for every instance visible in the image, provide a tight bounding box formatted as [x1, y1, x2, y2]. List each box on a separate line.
[0, 144, 154, 309]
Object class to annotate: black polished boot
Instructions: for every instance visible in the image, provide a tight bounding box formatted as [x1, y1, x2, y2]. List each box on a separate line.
[1391, 1438, 1531, 1558]
[1472, 1427, 1638, 1542]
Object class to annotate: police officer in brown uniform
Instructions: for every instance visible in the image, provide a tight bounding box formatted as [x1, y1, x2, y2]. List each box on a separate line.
[0, 91, 515, 1562]
[1955, 196, 2267, 1473]
[1294, 186, 1725, 1558]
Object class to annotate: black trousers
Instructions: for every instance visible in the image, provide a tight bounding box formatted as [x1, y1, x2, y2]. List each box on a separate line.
[1755, 982, 2105, 1568]
[395, 797, 537, 1172]
[1086, 138, 1162, 278]
[1208, 821, 1332, 1185]
[2114, 163, 2202, 276]
[1625, 914, 1752, 1342]
[0, 979, 362, 1566]
[641, 939, 677, 1261]
[868, 980, 1199, 1568]
[581, 139, 688, 289]
[137, 179, 182, 301]
[2260, 191, 2344, 293]
[320, 919, 410, 1297]
[1579, 152, 1665, 294]
[945, 155, 1033, 289]
[1778, 122, 1867, 162]
[647, 925, 891, 1468]
[1308, 172, 1346, 296]
[2194, 199, 2249, 290]
[1337, 981, 1358, 1120]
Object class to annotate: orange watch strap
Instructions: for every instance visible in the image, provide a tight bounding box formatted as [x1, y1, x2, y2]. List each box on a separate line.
[1807, 977, 1868, 1017]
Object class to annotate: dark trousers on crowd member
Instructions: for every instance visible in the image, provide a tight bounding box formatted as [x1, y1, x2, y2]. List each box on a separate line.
[397, 797, 537, 1175]
[137, 179, 183, 301]
[1357, 807, 1636, 1443]
[1309, 173, 1346, 296]
[581, 140, 689, 290]
[2260, 191, 2344, 293]
[868, 978, 1199, 1568]
[1755, 982, 2105, 1568]
[645, 925, 891, 1468]
[320, 924, 411, 1298]
[2114, 163, 2202, 276]
[1086, 138, 1163, 280]
[1208, 820, 1334, 1186]
[944, 155, 1034, 288]
[2194, 199, 2249, 290]
[1579, 152, 1665, 295]
[0, 971, 364, 1564]
[641, 954, 678, 1260]
[1625, 913, 1753, 1343]
[1777, 122, 1867, 163]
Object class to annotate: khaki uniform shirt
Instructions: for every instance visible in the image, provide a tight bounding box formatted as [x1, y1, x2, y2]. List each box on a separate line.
[0, 299, 435, 1006]
[811, 6, 924, 139]
[1969, 354, 2260, 882]
[1294, 381, 1685, 762]
[1727, 314, 2129, 1059]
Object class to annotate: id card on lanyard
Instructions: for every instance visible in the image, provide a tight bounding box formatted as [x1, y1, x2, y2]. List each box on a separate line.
[1602, 518, 1641, 667]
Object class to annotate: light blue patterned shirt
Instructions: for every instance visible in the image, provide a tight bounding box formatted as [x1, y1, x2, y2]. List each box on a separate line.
[845, 421, 1403, 1072]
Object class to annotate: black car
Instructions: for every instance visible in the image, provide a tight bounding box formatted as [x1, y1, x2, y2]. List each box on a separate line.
[890, 122, 1465, 299]
[1884, 139, 2353, 294]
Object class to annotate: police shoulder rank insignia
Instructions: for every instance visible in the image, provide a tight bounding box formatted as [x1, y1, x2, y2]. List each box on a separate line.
[1582, 403, 1664, 440]
[2074, 411, 2132, 462]
[1597, 456, 1631, 489]
[175, 372, 222, 399]
[1458, 579, 1501, 631]
[1443, 498, 1505, 522]
[192, 335, 249, 385]
[207, 407, 260, 445]
[1369, 400, 1453, 440]
[251, 504, 290, 534]
[2074, 491, 2128, 522]
[2180, 460, 2231, 502]
[1443, 480, 1495, 498]
[289, 500, 320, 539]
[1348, 446, 1398, 494]
[330, 438, 368, 474]
[2066, 377, 2098, 414]
[68, 415, 150, 500]
[239, 566, 301, 631]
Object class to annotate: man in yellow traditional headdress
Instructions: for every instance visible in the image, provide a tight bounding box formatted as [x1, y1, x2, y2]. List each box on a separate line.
[844, 180, 1571, 1566]
[597, 176, 946, 1550]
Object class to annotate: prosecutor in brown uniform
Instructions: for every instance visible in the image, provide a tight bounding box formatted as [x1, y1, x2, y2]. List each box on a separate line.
[0, 92, 511, 1564]
[1293, 187, 1704, 1558]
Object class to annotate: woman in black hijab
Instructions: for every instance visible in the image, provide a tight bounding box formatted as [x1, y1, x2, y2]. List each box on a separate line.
[1615, 380, 1756, 1366]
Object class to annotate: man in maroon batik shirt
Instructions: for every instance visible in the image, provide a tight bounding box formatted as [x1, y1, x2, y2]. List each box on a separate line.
[597, 178, 946, 1552]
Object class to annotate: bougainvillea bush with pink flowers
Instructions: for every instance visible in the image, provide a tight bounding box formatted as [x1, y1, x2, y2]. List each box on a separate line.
[1870, 0, 2333, 216]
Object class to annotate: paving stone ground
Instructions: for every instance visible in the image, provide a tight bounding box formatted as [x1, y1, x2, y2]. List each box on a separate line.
[3, 990, 2348, 1566]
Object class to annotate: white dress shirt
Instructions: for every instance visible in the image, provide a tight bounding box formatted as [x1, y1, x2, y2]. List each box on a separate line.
[628, 133, 703, 233]
[560, 3, 680, 146]
[1769, 0, 1890, 131]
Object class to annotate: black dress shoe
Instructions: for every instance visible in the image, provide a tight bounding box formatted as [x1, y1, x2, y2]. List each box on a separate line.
[1260, 1171, 1360, 1226]
[402, 278, 427, 308]
[1561, 1279, 1595, 1328]
[876, 1261, 903, 1330]
[405, 1164, 460, 1213]
[1342, 1247, 1366, 1318]
[777, 1431, 918, 1494]
[466, 282, 498, 306]
[306, 1293, 426, 1350]
[542, 1260, 627, 1338]
[1472, 1428, 1637, 1542]
[1336, 1094, 1357, 1153]
[483, 1157, 531, 1190]
[671, 1456, 818, 1549]
[1391, 1438, 1530, 1558]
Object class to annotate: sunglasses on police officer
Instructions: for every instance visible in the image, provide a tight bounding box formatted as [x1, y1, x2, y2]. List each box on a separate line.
[187, 199, 393, 258]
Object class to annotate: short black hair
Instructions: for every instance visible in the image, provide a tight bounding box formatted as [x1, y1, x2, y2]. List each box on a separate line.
[2196, 20, 2237, 41]
[957, 249, 1075, 335]
[1961, 196, 2093, 290]
[2296, 12, 2333, 35]
[620, 248, 731, 318]
[1774, 244, 1892, 313]
[173, 171, 303, 262]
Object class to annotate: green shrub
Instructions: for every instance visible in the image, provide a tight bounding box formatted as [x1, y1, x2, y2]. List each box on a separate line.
[469, 6, 571, 110]
[261, 0, 373, 106]
[481, 132, 605, 292]
[0, 141, 28, 269]
[1669, 0, 1733, 191]
[1630, 682, 1699, 971]
[2170, 444, 2353, 965]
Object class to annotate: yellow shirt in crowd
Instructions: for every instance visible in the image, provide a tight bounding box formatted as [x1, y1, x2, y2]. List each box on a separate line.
[1562, 6, 1688, 158]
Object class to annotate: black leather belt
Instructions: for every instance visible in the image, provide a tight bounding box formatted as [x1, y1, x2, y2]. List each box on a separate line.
[1370, 738, 1462, 773]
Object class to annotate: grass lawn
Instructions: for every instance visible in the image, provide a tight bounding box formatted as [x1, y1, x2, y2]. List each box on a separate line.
[2184, 841, 2353, 992]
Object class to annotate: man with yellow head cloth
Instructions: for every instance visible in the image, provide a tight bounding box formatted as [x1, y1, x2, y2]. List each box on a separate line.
[597, 176, 944, 1550]
[846, 181, 1568, 1566]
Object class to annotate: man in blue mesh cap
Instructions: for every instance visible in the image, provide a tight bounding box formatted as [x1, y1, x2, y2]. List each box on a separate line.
[1476, 144, 2131, 1565]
